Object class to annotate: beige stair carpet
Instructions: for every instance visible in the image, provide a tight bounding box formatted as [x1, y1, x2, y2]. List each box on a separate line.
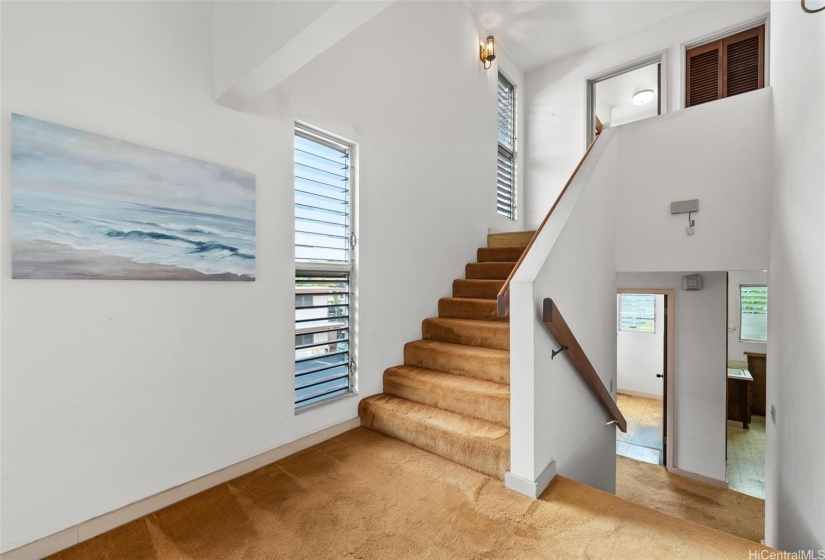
[358, 232, 530, 479]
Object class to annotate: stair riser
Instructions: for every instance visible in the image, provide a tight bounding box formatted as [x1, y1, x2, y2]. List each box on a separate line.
[422, 318, 509, 351]
[477, 246, 526, 263]
[359, 398, 510, 479]
[465, 262, 515, 280]
[452, 280, 503, 299]
[487, 231, 535, 247]
[383, 371, 509, 428]
[438, 298, 501, 321]
[404, 343, 509, 384]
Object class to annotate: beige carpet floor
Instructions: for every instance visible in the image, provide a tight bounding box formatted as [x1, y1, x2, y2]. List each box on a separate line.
[49, 428, 771, 560]
[616, 455, 765, 543]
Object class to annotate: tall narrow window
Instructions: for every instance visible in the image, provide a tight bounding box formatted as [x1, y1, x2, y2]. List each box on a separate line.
[686, 25, 765, 108]
[497, 73, 516, 220]
[294, 125, 355, 410]
[740, 285, 768, 342]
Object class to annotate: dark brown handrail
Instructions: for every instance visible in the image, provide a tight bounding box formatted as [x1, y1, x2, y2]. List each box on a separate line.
[496, 135, 601, 318]
[542, 298, 627, 433]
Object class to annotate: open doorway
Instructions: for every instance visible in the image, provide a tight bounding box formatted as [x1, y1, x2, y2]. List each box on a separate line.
[725, 271, 768, 499]
[616, 290, 675, 468]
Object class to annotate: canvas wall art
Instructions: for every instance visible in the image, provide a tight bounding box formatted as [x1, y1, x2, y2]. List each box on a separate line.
[11, 114, 256, 281]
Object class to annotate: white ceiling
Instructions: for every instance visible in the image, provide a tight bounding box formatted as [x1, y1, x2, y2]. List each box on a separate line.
[465, 0, 712, 72]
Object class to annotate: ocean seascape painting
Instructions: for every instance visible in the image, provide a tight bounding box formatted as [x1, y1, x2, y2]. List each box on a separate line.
[11, 114, 256, 281]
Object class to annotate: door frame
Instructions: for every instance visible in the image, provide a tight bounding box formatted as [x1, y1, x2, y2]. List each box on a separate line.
[617, 288, 675, 469]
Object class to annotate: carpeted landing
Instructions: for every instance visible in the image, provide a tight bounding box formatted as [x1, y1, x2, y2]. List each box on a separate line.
[49, 428, 771, 560]
[616, 455, 765, 543]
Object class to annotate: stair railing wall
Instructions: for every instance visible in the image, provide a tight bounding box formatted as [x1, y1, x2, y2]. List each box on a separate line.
[506, 128, 622, 498]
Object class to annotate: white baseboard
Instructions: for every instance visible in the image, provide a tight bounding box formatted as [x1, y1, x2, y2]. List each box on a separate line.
[666, 465, 729, 489]
[504, 460, 557, 499]
[1, 417, 361, 560]
[617, 389, 664, 400]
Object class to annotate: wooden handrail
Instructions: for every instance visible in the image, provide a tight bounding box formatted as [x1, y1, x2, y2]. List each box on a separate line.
[542, 298, 627, 433]
[496, 135, 601, 318]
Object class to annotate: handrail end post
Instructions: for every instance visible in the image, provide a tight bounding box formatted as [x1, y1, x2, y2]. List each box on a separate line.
[542, 298, 554, 322]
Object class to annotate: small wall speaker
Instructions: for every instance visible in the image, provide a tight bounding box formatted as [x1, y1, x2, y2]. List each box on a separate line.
[682, 275, 703, 291]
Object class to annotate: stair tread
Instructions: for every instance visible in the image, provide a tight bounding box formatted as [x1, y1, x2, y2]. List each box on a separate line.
[422, 317, 509, 350]
[386, 365, 509, 395]
[487, 231, 535, 247]
[423, 316, 509, 331]
[406, 339, 508, 358]
[438, 297, 502, 321]
[477, 246, 527, 263]
[360, 394, 509, 448]
[465, 262, 515, 280]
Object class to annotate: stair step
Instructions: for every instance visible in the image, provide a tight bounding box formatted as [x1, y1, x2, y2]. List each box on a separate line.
[487, 231, 535, 247]
[359, 394, 510, 479]
[422, 317, 509, 350]
[438, 297, 501, 321]
[383, 366, 509, 428]
[404, 340, 509, 384]
[477, 246, 527, 263]
[452, 279, 504, 299]
[465, 262, 515, 280]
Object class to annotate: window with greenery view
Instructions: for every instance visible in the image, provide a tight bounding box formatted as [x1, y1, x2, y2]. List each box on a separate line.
[740, 285, 768, 342]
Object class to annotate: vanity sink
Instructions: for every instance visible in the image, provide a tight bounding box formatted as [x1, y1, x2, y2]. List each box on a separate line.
[727, 368, 754, 381]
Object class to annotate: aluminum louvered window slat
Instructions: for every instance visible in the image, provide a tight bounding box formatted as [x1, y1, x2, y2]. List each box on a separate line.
[618, 294, 656, 333]
[497, 73, 516, 220]
[740, 286, 768, 342]
[294, 126, 354, 410]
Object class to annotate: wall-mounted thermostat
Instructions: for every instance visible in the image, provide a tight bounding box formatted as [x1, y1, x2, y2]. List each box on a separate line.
[682, 275, 703, 291]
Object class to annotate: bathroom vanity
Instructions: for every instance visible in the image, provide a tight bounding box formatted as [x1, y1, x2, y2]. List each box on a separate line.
[727, 367, 754, 428]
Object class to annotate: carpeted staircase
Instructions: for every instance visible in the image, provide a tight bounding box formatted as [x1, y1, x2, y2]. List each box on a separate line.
[358, 231, 534, 480]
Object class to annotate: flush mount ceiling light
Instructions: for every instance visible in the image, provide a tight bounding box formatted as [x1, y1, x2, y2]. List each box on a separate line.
[632, 89, 655, 106]
[480, 35, 496, 70]
[801, 0, 825, 13]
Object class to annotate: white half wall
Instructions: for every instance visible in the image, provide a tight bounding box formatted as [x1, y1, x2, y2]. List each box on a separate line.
[618, 272, 727, 482]
[0, 1, 518, 551]
[510, 129, 620, 494]
[524, 0, 769, 228]
[765, 0, 825, 552]
[617, 294, 665, 398]
[615, 88, 773, 273]
[727, 270, 769, 362]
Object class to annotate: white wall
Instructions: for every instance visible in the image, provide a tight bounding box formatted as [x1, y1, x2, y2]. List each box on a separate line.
[524, 0, 769, 228]
[510, 129, 619, 494]
[727, 270, 769, 362]
[615, 89, 773, 273]
[618, 272, 727, 482]
[212, 1, 335, 100]
[765, 0, 825, 552]
[617, 294, 665, 398]
[0, 1, 518, 551]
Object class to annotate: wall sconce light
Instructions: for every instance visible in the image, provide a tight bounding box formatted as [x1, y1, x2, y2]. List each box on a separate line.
[801, 0, 825, 13]
[480, 35, 496, 69]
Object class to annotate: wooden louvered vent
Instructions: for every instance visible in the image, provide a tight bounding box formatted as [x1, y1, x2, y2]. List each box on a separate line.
[686, 25, 764, 108]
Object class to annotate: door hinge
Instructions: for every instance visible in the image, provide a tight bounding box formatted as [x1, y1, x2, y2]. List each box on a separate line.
[350, 233, 358, 249]
[350, 360, 357, 374]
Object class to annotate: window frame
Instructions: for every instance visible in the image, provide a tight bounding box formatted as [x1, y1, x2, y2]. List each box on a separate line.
[739, 284, 768, 343]
[294, 123, 358, 413]
[497, 72, 517, 220]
